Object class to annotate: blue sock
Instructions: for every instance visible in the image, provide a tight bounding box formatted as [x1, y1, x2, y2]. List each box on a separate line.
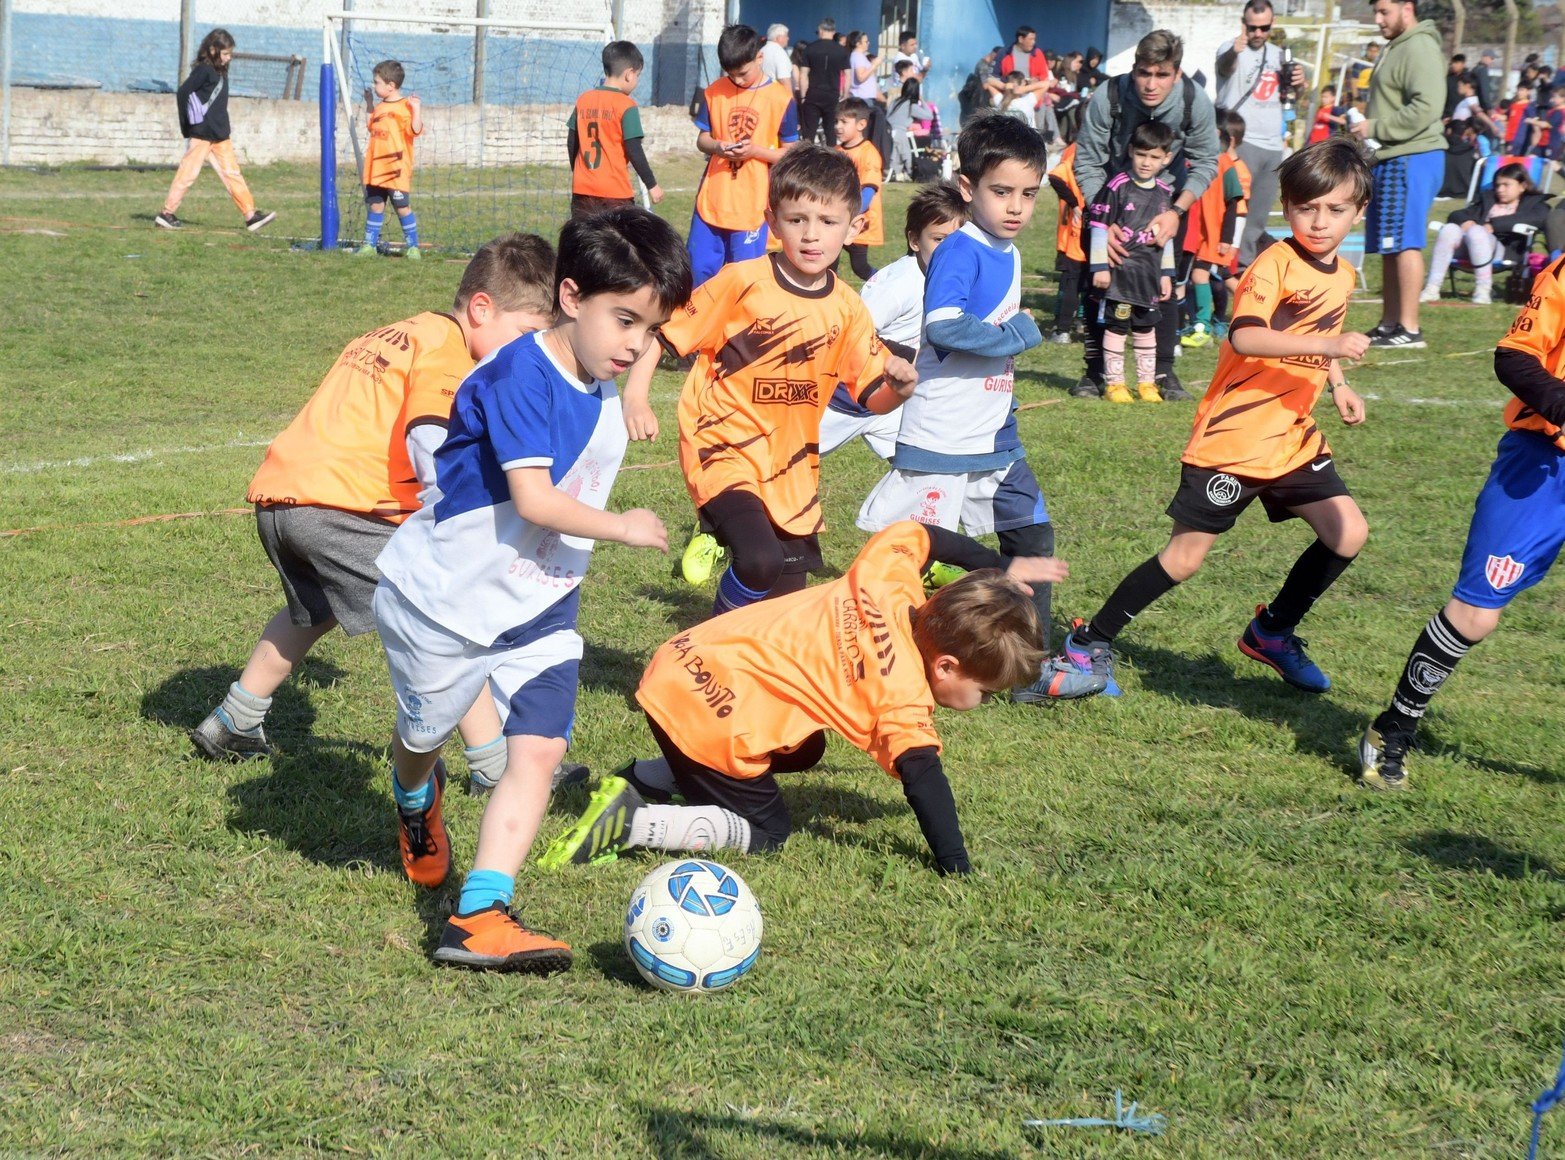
[364, 209, 385, 247]
[714, 566, 769, 616]
[392, 771, 436, 812]
[401, 211, 418, 247]
[458, 869, 514, 915]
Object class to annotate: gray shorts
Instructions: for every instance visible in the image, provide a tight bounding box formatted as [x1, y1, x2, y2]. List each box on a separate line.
[255, 504, 397, 636]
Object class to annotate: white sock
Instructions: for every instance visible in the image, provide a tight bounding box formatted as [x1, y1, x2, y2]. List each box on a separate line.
[221, 681, 271, 732]
[629, 804, 752, 853]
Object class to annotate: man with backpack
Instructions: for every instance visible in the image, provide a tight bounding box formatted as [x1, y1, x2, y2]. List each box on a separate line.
[1071, 30, 1222, 401]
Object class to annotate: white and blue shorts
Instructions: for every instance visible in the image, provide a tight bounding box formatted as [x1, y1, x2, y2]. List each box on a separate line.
[819, 403, 899, 461]
[373, 581, 582, 754]
[855, 458, 1047, 537]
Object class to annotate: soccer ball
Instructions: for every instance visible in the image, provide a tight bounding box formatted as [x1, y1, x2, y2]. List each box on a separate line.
[623, 859, 763, 993]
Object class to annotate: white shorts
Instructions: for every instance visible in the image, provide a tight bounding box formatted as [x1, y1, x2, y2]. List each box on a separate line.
[373, 581, 583, 754]
[819, 406, 899, 460]
[855, 458, 1047, 537]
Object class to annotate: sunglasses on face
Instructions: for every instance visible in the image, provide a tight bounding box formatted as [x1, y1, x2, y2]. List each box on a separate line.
[1246, 22, 1273, 32]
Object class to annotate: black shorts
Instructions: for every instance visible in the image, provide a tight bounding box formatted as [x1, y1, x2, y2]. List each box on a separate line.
[364, 185, 410, 209]
[646, 715, 826, 852]
[699, 489, 823, 576]
[1165, 454, 1352, 534]
[1102, 299, 1160, 333]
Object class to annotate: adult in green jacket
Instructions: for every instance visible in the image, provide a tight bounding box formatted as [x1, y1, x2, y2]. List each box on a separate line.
[1351, 0, 1446, 350]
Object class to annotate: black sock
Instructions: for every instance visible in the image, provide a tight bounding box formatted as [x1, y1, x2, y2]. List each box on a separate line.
[1000, 522, 1054, 652]
[1379, 609, 1476, 735]
[1082, 555, 1178, 644]
[1154, 300, 1178, 377]
[1259, 540, 1356, 633]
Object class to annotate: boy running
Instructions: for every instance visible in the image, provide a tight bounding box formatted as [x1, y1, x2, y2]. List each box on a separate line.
[373, 208, 691, 973]
[194, 234, 555, 799]
[567, 40, 664, 220]
[1358, 256, 1565, 790]
[359, 60, 423, 257]
[1033, 137, 1373, 701]
[539, 521, 1064, 876]
[625, 145, 918, 610]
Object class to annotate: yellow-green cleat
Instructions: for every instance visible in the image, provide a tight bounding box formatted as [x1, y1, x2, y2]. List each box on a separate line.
[680, 530, 725, 585]
[922, 561, 966, 593]
[537, 776, 645, 869]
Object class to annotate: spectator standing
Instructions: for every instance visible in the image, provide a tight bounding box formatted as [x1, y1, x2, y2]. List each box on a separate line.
[891, 34, 931, 81]
[1472, 50, 1497, 109]
[1215, 0, 1307, 267]
[1444, 54, 1467, 120]
[1351, 0, 1447, 349]
[846, 31, 879, 101]
[761, 25, 793, 87]
[799, 18, 851, 144]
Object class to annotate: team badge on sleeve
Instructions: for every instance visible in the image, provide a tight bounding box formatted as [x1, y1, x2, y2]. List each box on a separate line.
[1485, 554, 1526, 590]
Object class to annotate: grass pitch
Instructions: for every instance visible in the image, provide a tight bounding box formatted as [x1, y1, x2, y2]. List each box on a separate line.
[1, 158, 1562, 1157]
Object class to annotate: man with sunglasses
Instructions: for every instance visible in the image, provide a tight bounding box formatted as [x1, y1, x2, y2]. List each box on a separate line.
[1216, 0, 1307, 267]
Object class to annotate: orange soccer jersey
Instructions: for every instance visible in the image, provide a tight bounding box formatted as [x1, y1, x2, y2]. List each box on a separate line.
[667, 254, 890, 535]
[637, 521, 942, 779]
[1497, 253, 1565, 451]
[1049, 143, 1085, 264]
[694, 76, 798, 231]
[569, 85, 644, 200]
[246, 312, 471, 521]
[1183, 238, 1356, 480]
[840, 138, 884, 247]
[363, 98, 419, 192]
[1185, 152, 1252, 268]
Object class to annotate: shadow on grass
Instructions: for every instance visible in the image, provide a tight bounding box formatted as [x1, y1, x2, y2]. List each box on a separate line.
[1404, 830, 1565, 883]
[587, 938, 652, 989]
[635, 582, 713, 635]
[1015, 367, 1084, 396]
[140, 659, 345, 749]
[1411, 726, 1564, 786]
[581, 639, 656, 710]
[640, 1106, 1018, 1160]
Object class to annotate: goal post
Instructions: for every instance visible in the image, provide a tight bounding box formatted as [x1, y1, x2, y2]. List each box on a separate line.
[320, 8, 621, 254]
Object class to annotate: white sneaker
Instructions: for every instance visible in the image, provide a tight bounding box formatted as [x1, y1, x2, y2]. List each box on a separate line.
[1471, 286, 1492, 305]
[1418, 286, 1441, 304]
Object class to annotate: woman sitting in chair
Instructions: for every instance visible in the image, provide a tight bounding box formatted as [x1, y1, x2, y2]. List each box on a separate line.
[1422, 162, 1550, 305]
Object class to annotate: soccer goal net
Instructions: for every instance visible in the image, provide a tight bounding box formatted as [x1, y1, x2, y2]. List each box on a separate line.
[320, 8, 618, 254]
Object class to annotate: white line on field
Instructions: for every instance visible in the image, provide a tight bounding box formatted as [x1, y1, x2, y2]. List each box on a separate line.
[1, 438, 270, 475]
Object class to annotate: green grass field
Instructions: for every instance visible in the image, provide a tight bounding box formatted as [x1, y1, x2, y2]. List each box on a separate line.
[2, 157, 1563, 1158]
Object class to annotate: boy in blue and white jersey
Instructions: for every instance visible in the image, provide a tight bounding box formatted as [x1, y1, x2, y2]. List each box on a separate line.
[373, 207, 692, 974]
[857, 113, 1072, 670]
[820, 181, 967, 461]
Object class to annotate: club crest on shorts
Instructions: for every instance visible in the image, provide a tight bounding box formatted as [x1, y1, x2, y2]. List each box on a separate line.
[1206, 473, 1242, 507]
[1485, 554, 1525, 590]
[1113, 302, 1133, 321]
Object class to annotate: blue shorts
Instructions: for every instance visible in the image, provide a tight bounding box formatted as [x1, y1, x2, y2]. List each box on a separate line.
[1451, 429, 1565, 608]
[1365, 150, 1443, 255]
[688, 213, 769, 287]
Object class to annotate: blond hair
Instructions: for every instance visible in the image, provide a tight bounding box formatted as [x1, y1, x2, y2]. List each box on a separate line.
[912, 570, 1043, 689]
[454, 232, 555, 315]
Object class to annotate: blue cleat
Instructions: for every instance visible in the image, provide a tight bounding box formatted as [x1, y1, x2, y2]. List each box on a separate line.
[1013, 620, 1120, 702]
[1237, 604, 1330, 692]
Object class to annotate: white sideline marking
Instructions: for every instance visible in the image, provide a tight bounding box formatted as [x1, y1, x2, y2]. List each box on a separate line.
[1360, 394, 1504, 408]
[1, 438, 270, 476]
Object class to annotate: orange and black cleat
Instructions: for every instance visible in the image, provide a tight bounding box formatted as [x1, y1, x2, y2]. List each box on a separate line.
[432, 904, 573, 974]
[397, 760, 451, 888]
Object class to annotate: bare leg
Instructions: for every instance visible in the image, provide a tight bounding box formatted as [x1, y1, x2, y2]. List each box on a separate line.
[470, 734, 568, 876]
[237, 609, 336, 698]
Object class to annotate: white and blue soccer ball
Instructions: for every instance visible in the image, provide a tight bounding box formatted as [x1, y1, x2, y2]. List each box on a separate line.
[623, 859, 763, 993]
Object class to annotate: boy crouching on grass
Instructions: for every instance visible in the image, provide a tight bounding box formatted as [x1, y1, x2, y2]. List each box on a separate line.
[194, 233, 555, 802]
[538, 521, 1065, 877]
[373, 207, 691, 974]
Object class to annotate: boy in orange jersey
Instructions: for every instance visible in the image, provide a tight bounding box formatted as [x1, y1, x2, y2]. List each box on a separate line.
[567, 40, 665, 220]
[192, 235, 555, 799]
[539, 521, 1065, 875]
[1358, 254, 1565, 790]
[1040, 137, 1373, 700]
[1048, 141, 1087, 345]
[834, 96, 883, 280]
[623, 145, 918, 615]
[358, 60, 423, 257]
[1181, 111, 1251, 348]
[688, 23, 801, 286]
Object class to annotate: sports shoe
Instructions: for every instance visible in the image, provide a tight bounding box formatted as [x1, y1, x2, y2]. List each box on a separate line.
[1181, 323, 1212, 348]
[397, 761, 451, 888]
[1368, 325, 1425, 350]
[1136, 381, 1163, 403]
[404, 245, 422, 261]
[1356, 719, 1412, 791]
[1104, 383, 1134, 404]
[1366, 320, 1397, 341]
[1213, 320, 1229, 340]
[536, 775, 645, 869]
[1156, 372, 1194, 402]
[354, 243, 379, 258]
[1471, 286, 1491, 305]
[922, 561, 966, 592]
[1048, 330, 1073, 344]
[245, 210, 277, 232]
[190, 705, 271, 761]
[1069, 374, 1104, 399]
[1418, 286, 1441, 304]
[1013, 620, 1119, 702]
[466, 760, 590, 797]
[1237, 604, 1330, 692]
[153, 211, 183, 230]
[680, 529, 724, 585]
[433, 904, 573, 973]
